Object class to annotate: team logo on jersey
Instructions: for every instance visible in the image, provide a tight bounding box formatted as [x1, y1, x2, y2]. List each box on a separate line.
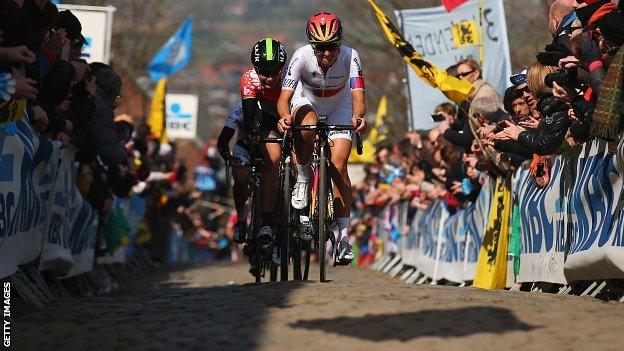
[353, 57, 363, 76]
[287, 58, 299, 76]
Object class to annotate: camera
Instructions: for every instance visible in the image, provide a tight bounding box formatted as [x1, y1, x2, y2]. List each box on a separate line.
[544, 67, 579, 91]
[492, 119, 510, 134]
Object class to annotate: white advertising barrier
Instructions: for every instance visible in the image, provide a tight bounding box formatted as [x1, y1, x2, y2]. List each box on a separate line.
[514, 156, 569, 285]
[166, 93, 198, 140]
[564, 138, 624, 281]
[58, 5, 115, 64]
[63, 186, 98, 278]
[39, 148, 78, 274]
[397, 0, 511, 130]
[0, 120, 61, 279]
[459, 175, 493, 280]
[401, 176, 492, 282]
[412, 200, 447, 281]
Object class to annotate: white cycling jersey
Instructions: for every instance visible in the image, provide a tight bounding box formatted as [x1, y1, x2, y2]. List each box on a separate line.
[282, 44, 365, 117]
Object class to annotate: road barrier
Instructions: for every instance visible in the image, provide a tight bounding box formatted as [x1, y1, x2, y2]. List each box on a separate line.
[0, 119, 150, 307]
[373, 137, 624, 298]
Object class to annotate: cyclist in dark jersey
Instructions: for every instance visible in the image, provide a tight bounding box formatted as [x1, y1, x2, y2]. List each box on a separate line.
[217, 38, 287, 246]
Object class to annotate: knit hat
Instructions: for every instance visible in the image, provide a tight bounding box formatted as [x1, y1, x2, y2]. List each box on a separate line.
[596, 9, 624, 45]
[92, 65, 123, 101]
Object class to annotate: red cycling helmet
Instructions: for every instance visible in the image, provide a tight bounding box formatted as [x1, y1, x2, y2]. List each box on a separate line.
[306, 12, 342, 44]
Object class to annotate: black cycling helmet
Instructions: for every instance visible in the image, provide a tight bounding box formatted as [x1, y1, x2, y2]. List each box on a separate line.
[250, 38, 287, 76]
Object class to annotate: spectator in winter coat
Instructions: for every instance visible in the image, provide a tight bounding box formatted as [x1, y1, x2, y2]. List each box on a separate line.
[87, 63, 127, 166]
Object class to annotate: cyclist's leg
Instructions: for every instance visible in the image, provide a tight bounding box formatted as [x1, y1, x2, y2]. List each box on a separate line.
[232, 145, 251, 243]
[290, 96, 317, 209]
[232, 144, 251, 213]
[328, 107, 355, 263]
[328, 137, 353, 237]
[292, 105, 317, 165]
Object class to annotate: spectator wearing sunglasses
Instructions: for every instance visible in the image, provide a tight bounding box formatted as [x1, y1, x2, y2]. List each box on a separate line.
[455, 58, 504, 146]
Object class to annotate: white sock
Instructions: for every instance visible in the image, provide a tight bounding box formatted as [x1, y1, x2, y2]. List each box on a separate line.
[337, 217, 350, 243]
[300, 215, 309, 223]
[296, 163, 311, 182]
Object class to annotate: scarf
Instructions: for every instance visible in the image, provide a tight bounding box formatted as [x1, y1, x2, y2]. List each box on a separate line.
[590, 47, 624, 141]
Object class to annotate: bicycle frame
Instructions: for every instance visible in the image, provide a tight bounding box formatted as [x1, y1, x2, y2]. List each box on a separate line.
[292, 117, 363, 282]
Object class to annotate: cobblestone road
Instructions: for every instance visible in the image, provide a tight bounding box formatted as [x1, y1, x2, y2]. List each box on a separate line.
[13, 263, 624, 351]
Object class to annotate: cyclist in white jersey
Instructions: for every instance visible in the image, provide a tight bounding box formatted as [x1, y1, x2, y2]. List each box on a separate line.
[277, 12, 366, 265]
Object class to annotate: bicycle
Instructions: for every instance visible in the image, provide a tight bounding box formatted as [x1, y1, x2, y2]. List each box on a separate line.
[292, 117, 363, 282]
[238, 135, 282, 283]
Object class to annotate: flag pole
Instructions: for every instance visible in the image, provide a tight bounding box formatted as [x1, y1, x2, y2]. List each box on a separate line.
[478, 0, 485, 67]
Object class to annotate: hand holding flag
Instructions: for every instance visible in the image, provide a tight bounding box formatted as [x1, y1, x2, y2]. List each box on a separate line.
[364, 0, 474, 104]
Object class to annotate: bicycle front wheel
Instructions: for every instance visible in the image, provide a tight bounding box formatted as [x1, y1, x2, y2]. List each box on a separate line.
[318, 150, 328, 282]
[279, 159, 291, 281]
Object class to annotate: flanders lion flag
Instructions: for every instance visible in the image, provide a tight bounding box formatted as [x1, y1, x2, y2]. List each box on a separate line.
[147, 78, 168, 144]
[364, 0, 474, 103]
[473, 176, 512, 289]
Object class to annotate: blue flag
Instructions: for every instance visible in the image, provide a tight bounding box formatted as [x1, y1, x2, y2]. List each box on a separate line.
[147, 16, 193, 82]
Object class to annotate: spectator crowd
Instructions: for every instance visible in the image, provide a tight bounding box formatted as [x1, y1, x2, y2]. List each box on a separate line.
[350, 0, 624, 265]
[1, 0, 237, 297]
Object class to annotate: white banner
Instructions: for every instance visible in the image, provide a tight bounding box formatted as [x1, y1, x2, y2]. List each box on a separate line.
[63, 185, 98, 278]
[514, 157, 568, 284]
[0, 120, 61, 278]
[564, 138, 624, 281]
[39, 148, 78, 274]
[58, 5, 115, 64]
[397, 0, 511, 130]
[166, 93, 198, 140]
[399, 176, 492, 282]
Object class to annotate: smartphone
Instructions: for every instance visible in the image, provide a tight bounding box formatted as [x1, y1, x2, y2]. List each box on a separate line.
[430, 113, 445, 122]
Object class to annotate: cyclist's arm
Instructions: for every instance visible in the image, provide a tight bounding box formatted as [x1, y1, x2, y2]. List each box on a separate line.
[279, 49, 303, 118]
[277, 89, 294, 119]
[217, 126, 235, 161]
[349, 49, 366, 120]
[351, 90, 366, 119]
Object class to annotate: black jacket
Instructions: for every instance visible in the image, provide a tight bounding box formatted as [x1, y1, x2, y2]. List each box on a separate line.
[443, 117, 474, 152]
[87, 88, 127, 166]
[517, 94, 570, 156]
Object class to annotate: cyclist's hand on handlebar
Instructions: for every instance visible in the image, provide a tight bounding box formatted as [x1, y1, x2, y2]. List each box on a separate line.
[352, 116, 366, 134]
[278, 115, 293, 133]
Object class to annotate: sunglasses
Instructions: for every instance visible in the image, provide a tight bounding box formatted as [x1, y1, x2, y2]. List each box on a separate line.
[455, 69, 475, 78]
[312, 43, 340, 53]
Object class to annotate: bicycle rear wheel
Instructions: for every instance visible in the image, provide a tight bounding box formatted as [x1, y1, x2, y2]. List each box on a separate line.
[269, 261, 278, 281]
[318, 149, 328, 282]
[292, 234, 302, 280]
[250, 168, 264, 283]
[251, 207, 262, 283]
[303, 241, 310, 280]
